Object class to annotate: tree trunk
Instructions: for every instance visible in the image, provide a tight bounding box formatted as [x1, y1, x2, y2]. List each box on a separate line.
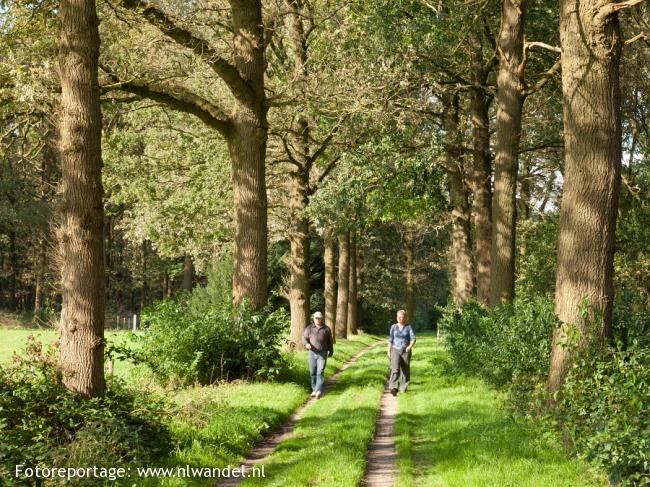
[519, 158, 531, 221]
[229, 0, 268, 310]
[469, 31, 493, 305]
[56, 0, 106, 398]
[490, 0, 527, 306]
[335, 231, 350, 339]
[548, 0, 622, 393]
[347, 234, 358, 335]
[34, 239, 47, 315]
[8, 232, 17, 312]
[140, 241, 148, 311]
[287, 0, 313, 350]
[183, 254, 194, 292]
[443, 92, 474, 307]
[324, 229, 337, 342]
[470, 89, 492, 305]
[405, 237, 416, 323]
[356, 244, 364, 330]
[289, 167, 311, 350]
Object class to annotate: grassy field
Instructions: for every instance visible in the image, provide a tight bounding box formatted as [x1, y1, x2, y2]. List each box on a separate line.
[0, 327, 138, 380]
[394, 335, 607, 487]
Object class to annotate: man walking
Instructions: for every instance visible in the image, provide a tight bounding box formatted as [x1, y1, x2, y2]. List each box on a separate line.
[302, 311, 334, 399]
[387, 309, 416, 396]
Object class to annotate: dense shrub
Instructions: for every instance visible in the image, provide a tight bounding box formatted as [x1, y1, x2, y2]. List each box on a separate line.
[0, 338, 171, 486]
[128, 298, 289, 386]
[562, 343, 650, 485]
[439, 297, 557, 388]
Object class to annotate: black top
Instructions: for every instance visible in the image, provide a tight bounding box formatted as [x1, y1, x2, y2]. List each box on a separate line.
[301, 324, 334, 354]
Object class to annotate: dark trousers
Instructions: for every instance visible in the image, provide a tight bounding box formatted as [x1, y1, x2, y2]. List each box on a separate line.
[389, 347, 411, 392]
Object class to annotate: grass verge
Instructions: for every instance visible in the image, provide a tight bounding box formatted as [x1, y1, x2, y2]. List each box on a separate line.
[394, 335, 607, 487]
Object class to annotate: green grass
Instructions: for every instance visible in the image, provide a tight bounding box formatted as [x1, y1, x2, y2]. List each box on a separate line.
[238, 344, 388, 487]
[0, 327, 138, 380]
[129, 333, 382, 486]
[394, 335, 607, 487]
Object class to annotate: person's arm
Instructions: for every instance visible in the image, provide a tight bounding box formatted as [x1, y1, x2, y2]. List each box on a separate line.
[405, 326, 416, 352]
[327, 329, 334, 357]
[302, 326, 312, 349]
[387, 325, 394, 358]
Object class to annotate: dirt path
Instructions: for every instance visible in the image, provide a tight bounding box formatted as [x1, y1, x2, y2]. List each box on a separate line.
[361, 385, 398, 487]
[213, 341, 381, 487]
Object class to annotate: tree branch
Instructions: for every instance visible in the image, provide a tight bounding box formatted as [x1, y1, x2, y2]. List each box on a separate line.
[100, 69, 232, 137]
[117, 0, 256, 107]
[523, 58, 562, 97]
[624, 31, 648, 45]
[524, 41, 562, 53]
[595, 0, 646, 25]
[308, 154, 342, 195]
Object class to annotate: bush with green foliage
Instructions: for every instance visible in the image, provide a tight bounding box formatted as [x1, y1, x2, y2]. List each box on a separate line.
[562, 342, 650, 485]
[0, 338, 170, 486]
[129, 298, 289, 386]
[439, 297, 557, 388]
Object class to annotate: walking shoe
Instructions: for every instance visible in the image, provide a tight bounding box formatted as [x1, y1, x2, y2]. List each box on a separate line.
[310, 391, 316, 397]
[390, 388, 398, 396]
[314, 390, 322, 399]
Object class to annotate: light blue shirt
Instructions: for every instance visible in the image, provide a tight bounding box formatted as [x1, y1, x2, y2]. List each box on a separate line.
[389, 324, 416, 350]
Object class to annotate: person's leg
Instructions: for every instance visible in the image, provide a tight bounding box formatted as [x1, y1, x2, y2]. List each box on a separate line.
[308, 351, 317, 392]
[315, 352, 327, 395]
[389, 347, 400, 393]
[399, 350, 411, 392]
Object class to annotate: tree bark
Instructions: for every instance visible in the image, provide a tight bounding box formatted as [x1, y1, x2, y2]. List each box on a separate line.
[490, 0, 527, 306]
[548, 0, 622, 393]
[356, 243, 364, 330]
[324, 229, 337, 342]
[335, 231, 350, 339]
[8, 232, 17, 312]
[34, 240, 47, 315]
[443, 92, 475, 307]
[347, 234, 358, 335]
[56, 0, 106, 398]
[470, 90, 493, 305]
[140, 240, 148, 311]
[289, 167, 311, 350]
[286, 0, 314, 349]
[229, 0, 268, 310]
[405, 236, 416, 323]
[183, 254, 194, 292]
[469, 31, 494, 305]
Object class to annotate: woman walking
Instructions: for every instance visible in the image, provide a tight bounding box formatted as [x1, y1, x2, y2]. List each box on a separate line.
[387, 310, 416, 396]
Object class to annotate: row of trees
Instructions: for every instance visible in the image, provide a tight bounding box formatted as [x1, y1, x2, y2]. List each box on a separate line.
[1, 0, 648, 399]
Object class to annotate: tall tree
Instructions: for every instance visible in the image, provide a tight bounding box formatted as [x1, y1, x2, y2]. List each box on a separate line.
[548, 0, 626, 392]
[323, 229, 337, 342]
[469, 24, 496, 305]
[347, 233, 358, 335]
[56, 0, 106, 397]
[490, 0, 528, 305]
[335, 231, 350, 338]
[182, 254, 194, 292]
[442, 92, 475, 306]
[114, 0, 268, 309]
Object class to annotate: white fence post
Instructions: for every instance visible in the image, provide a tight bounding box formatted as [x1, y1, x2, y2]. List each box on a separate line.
[132, 314, 137, 331]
